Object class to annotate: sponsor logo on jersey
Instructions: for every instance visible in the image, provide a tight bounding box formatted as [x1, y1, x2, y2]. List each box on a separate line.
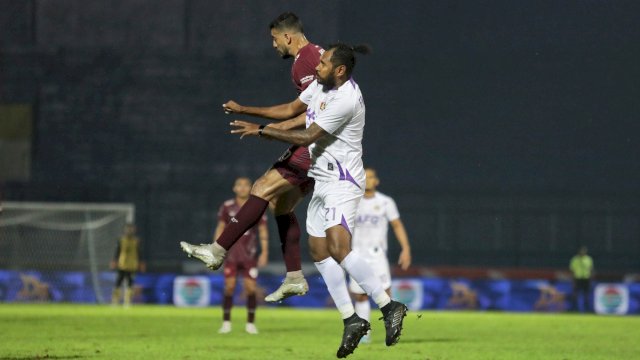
[357, 215, 380, 225]
[327, 163, 334, 171]
[320, 101, 326, 110]
[230, 217, 238, 223]
[300, 75, 314, 84]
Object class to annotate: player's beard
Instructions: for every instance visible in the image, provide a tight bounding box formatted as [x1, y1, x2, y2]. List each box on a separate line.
[276, 45, 292, 59]
[317, 72, 336, 91]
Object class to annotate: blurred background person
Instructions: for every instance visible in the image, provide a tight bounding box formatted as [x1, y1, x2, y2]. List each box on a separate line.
[110, 223, 145, 307]
[349, 167, 411, 343]
[569, 246, 594, 312]
[216, 177, 269, 334]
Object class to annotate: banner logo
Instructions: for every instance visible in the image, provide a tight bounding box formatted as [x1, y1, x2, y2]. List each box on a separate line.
[595, 284, 628, 315]
[391, 279, 423, 311]
[173, 276, 210, 307]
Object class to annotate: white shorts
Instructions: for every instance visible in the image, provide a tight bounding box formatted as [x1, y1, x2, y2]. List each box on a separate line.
[306, 180, 364, 237]
[349, 249, 391, 294]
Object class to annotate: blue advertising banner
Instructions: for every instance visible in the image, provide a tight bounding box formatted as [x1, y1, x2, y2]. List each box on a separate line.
[1, 269, 638, 315]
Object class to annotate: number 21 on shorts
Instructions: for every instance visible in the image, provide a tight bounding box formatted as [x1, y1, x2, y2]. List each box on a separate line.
[324, 207, 336, 221]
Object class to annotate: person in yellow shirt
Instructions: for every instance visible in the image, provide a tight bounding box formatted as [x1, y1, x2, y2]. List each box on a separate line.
[569, 246, 594, 312]
[110, 223, 145, 307]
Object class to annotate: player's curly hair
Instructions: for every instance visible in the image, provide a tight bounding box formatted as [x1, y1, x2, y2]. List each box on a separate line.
[326, 43, 372, 78]
[269, 12, 304, 33]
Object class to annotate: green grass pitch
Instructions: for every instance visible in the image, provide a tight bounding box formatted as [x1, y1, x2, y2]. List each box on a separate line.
[0, 304, 638, 359]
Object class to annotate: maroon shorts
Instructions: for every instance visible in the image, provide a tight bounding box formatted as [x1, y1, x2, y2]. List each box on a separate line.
[272, 145, 315, 195]
[223, 260, 258, 279]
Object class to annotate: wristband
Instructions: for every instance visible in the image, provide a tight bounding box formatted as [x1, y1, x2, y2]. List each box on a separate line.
[258, 125, 266, 136]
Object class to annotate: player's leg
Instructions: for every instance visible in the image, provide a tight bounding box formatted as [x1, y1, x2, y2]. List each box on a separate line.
[123, 272, 133, 308]
[570, 279, 579, 311]
[306, 185, 367, 358]
[219, 266, 237, 333]
[326, 225, 391, 309]
[180, 168, 294, 269]
[112, 270, 124, 305]
[350, 279, 372, 344]
[242, 267, 259, 334]
[322, 182, 407, 347]
[309, 235, 355, 320]
[580, 279, 590, 312]
[353, 293, 371, 325]
[265, 186, 310, 302]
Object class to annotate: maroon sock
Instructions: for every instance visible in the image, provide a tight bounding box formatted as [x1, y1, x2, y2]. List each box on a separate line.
[275, 213, 302, 272]
[217, 195, 269, 250]
[247, 294, 256, 323]
[223, 295, 233, 321]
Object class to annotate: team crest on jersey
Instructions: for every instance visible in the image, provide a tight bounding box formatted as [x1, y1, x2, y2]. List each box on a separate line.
[320, 102, 326, 110]
[374, 206, 380, 211]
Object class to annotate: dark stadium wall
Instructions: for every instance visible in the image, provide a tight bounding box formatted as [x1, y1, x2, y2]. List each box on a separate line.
[1, 0, 639, 272]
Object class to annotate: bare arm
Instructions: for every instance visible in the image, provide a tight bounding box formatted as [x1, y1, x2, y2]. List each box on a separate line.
[257, 223, 269, 267]
[390, 218, 412, 270]
[213, 220, 226, 243]
[231, 121, 327, 147]
[267, 112, 307, 131]
[223, 98, 307, 121]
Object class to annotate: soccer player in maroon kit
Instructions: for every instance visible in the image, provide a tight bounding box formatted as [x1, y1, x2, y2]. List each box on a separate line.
[215, 177, 268, 334]
[181, 12, 323, 302]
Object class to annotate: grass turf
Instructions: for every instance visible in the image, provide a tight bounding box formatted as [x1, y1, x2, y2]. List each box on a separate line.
[0, 304, 638, 360]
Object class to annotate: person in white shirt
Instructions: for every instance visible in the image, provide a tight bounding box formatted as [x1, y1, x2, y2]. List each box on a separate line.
[229, 43, 408, 358]
[349, 167, 411, 343]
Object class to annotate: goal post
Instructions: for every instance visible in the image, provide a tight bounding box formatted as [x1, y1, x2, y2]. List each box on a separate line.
[0, 201, 135, 303]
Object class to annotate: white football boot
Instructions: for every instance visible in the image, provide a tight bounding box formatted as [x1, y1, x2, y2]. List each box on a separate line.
[218, 321, 232, 334]
[265, 276, 309, 302]
[245, 323, 259, 335]
[180, 242, 224, 270]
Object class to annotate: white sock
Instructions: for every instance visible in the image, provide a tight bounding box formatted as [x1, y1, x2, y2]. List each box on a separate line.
[286, 270, 304, 279]
[340, 251, 391, 308]
[211, 242, 227, 256]
[315, 257, 355, 319]
[355, 300, 371, 322]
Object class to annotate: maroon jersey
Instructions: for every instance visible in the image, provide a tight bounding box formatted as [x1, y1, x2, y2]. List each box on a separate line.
[218, 199, 267, 263]
[272, 43, 322, 193]
[291, 43, 324, 93]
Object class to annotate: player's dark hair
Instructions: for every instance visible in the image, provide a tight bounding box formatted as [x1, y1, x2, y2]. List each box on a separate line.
[326, 43, 372, 78]
[269, 12, 304, 33]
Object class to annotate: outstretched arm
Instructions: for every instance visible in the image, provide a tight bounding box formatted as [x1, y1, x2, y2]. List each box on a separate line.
[213, 220, 226, 243]
[230, 120, 327, 147]
[223, 98, 307, 121]
[267, 112, 307, 131]
[257, 223, 269, 267]
[390, 218, 412, 270]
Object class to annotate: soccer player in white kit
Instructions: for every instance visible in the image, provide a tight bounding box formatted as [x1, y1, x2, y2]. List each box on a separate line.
[230, 43, 408, 359]
[349, 167, 412, 343]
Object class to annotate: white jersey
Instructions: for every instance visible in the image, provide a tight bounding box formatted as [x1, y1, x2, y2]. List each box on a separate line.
[299, 79, 365, 188]
[352, 191, 400, 253]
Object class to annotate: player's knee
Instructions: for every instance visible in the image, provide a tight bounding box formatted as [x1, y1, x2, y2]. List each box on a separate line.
[224, 283, 236, 295]
[327, 241, 349, 263]
[250, 178, 270, 198]
[309, 244, 328, 262]
[245, 285, 256, 294]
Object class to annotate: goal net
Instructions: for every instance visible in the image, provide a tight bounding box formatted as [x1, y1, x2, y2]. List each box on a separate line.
[0, 201, 135, 303]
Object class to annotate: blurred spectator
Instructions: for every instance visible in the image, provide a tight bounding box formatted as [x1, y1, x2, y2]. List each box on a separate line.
[110, 223, 145, 307]
[569, 246, 594, 312]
